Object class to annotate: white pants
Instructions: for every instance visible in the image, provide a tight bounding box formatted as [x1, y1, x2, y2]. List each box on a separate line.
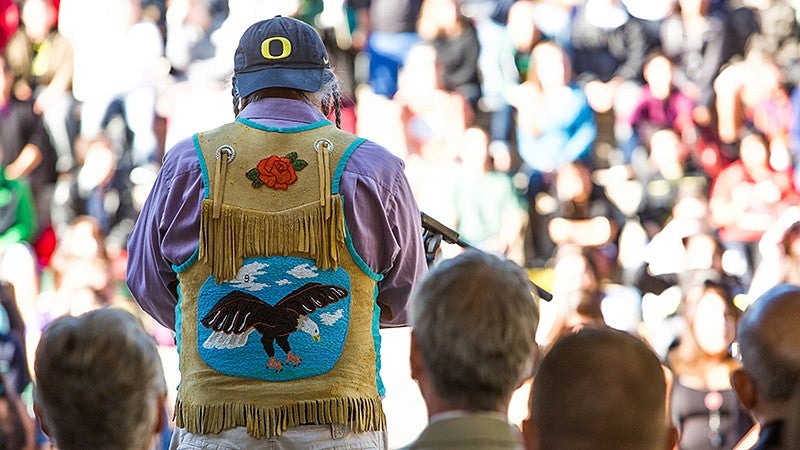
[170, 424, 388, 450]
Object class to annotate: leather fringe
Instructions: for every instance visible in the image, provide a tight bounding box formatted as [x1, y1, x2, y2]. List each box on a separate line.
[174, 397, 386, 438]
[199, 196, 346, 282]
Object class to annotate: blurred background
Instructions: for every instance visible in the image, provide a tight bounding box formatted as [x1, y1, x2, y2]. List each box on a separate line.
[2, 0, 800, 448]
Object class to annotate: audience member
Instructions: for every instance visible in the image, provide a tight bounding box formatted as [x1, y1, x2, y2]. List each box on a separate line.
[0, 154, 37, 253]
[660, 0, 736, 126]
[570, 0, 647, 88]
[0, 374, 35, 450]
[621, 0, 674, 51]
[450, 127, 525, 261]
[709, 129, 798, 284]
[511, 41, 597, 175]
[569, 0, 647, 166]
[509, 41, 597, 263]
[59, 0, 164, 172]
[396, 42, 469, 162]
[0, 280, 28, 354]
[543, 287, 606, 346]
[715, 48, 792, 147]
[0, 60, 45, 356]
[627, 52, 696, 163]
[635, 183, 714, 295]
[0, 309, 31, 396]
[749, 208, 800, 298]
[406, 250, 539, 449]
[5, 0, 75, 174]
[739, 0, 800, 87]
[396, 43, 467, 223]
[523, 326, 678, 450]
[49, 133, 137, 245]
[0, 0, 18, 51]
[504, 0, 539, 81]
[543, 243, 641, 343]
[629, 127, 711, 244]
[46, 215, 115, 315]
[165, 0, 280, 85]
[34, 307, 166, 450]
[680, 232, 747, 297]
[546, 161, 624, 254]
[347, 0, 423, 98]
[461, 0, 518, 151]
[731, 283, 800, 449]
[0, 50, 54, 233]
[164, 0, 228, 81]
[640, 232, 746, 357]
[417, 0, 481, 110]
[666, 279, 753, 450]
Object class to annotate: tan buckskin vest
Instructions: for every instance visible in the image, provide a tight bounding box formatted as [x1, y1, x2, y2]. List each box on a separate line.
[173, 118, 385, 438]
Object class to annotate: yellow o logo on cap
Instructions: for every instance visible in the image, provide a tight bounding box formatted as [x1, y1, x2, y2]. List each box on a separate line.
[261, 37, 292, 60]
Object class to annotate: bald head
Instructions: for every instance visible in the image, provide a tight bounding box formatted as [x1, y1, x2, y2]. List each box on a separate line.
[737, 284, 800, 402]
[528, 327, 668, 450]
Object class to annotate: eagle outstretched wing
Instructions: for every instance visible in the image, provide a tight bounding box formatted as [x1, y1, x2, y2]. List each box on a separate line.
[200, 284, 348, 350]
[276, 282, 349, 316]
[201, 291, 273, 349]
[202, 290, 272, 333]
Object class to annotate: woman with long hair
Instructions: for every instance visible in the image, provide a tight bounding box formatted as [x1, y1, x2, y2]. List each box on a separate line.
[667, 279, 753, 449]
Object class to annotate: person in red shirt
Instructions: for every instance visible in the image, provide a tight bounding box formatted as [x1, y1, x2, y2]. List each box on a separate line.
[709, 129, 799, 284]
[0, 0, 18, 51]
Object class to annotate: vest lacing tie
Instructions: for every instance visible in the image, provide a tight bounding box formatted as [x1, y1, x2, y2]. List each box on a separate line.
[213, 145, 235, 219]
[315, 139, 333, 220]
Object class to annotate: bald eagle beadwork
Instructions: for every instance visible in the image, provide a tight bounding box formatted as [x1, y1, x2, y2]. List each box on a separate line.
[201, 283, 349, 371]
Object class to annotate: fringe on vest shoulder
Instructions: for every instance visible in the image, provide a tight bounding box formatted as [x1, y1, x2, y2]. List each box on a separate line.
[199, 196, 346, 282]
[174, 396, 386, 438]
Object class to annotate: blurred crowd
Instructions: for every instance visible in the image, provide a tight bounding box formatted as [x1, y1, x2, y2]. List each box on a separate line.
[0, 0, 800, 448]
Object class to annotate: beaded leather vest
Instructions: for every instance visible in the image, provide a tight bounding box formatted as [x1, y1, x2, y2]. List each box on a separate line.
[173, 118, 384, 438]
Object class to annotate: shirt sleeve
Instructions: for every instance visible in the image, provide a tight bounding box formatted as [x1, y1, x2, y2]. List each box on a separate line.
[126, 138, 204, 329]
[339, 142, 427, 327]
[374, 166, 427, 326]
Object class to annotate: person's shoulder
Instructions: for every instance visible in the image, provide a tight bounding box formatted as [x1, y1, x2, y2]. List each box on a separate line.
[345, 137, 406, 180]
[163, 135, 199, 162]
[403, 415, 524, 450]
[161, 134, 206, 179]
[351, 137, 403, 163]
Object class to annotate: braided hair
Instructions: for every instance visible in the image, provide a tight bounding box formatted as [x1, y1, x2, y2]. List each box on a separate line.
[231, 69, 342, 129]
[330, 83, 342, 129]
[232, 82, 241, 118]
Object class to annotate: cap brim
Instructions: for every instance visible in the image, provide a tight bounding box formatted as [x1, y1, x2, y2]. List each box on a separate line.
[235, 66, 324, 98]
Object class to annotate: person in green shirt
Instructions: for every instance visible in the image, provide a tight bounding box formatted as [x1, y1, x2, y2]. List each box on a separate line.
[0, 164, 37, 251]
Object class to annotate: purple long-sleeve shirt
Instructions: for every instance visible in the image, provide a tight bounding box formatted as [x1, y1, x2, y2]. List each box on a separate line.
[126, 98, 427, 330]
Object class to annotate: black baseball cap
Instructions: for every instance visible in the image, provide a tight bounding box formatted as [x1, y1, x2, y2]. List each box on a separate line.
[233, 16, 330, 98]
